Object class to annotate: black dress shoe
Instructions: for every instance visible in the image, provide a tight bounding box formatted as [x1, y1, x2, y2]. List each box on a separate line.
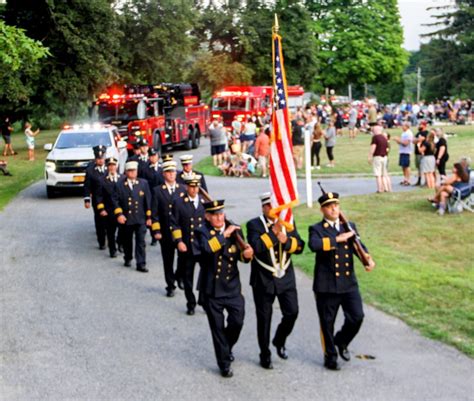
[187, 308, 195, 316]
[136, 266, 149, 273]
[99, 245, 106, 250]
[336, 343, 351, 361]
[166, 289, 175, 298]
[324, 359, 341, 371]
[124, 260, 132, 267]
[229, 352, 235, 362]
[117, 245, 123, 253]
[272, 340, 288, 359]
[177, 279, 185, 290]
[220, 368, 233, 378]
[150, 239, 157, 246]
[110, 251, 117, 258]
[260, 359, 273, 370]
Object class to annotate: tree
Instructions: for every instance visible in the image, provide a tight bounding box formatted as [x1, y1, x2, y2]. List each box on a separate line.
[0, 21, 49, 108]
[116, 0, 195, 83]
[4, 0, 121, 123]
[309, 0, 408, 91]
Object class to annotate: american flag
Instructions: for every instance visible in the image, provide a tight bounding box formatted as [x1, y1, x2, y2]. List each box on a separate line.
[269, 27, 299, 228]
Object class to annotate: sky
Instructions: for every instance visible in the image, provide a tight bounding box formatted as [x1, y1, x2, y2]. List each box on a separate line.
[398, 0, 454, 50]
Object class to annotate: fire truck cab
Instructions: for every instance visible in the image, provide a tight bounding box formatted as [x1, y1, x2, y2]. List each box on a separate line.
[211, 85, 305, 128]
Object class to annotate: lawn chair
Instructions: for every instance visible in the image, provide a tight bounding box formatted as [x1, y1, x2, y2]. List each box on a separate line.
[447, 170, 474, 213]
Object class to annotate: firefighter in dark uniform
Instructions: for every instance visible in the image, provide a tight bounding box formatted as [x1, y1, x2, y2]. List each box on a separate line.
[151, 159, 186, 297]
[127, 140, 141, 161]
[139, 147, 164, 246]
[170, 174, 206, 315]
[112, 161, 152, 273]
[177, 154, 208, 191]
[308, 191, 375, 370]
[84, 145, 107, 249]
[96, 157, 122, 258]
[246, 193, 305, 369]
[192, 200, 254, 378]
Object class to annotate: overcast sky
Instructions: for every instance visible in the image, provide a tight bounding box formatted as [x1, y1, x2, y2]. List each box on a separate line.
[398, 0, 454, 50]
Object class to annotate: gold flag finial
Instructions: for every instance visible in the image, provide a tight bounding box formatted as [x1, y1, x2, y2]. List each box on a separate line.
[274, 14, 279, 33]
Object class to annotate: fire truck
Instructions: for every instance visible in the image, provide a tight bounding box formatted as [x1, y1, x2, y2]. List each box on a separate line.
[95, 83, 209, 152]
[210, 85, 305, 128]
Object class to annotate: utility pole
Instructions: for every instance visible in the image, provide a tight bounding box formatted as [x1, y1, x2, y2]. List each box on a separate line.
[416, 67, 421, 104]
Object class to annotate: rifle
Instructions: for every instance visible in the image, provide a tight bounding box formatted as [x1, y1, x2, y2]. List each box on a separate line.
[199, 187, 248, 250]
[317, 182, 374, 269]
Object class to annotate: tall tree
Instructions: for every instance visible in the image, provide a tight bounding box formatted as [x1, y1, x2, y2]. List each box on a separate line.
[4, 0, 121, 122]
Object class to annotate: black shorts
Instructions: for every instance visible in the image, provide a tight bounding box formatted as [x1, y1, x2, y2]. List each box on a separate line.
[2, 135, 11, 145]
[211, 144, 226, 155]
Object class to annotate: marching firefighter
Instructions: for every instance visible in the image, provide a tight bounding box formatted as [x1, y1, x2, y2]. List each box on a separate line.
[192, 200, 254, 378]
[170, 174, 206, 315]
[112, 161, 152, 272]
[151, 158, 186, 297]
[84, 145, 107, 249]
[308, 190, 375, 370]
[246, 193, 305, 369]
[96, 157, 122, 258]
[177, 154, 208, 191]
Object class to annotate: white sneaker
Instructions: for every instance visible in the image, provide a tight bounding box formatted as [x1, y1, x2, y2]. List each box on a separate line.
[316, 166, 321, 170]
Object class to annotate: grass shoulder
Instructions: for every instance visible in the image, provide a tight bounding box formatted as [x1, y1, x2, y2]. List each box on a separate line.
[0, 129, 59, 210]
[293, 189, 474, 357]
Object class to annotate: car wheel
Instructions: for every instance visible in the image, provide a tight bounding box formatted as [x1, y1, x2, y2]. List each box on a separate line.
[46, 186, 57, 199]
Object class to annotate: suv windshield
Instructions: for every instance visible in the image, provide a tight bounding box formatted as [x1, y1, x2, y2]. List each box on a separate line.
[55, 132, 112, 149]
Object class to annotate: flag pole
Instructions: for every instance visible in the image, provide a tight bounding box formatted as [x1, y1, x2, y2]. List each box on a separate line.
[274, 14, 279, 33]
[305, 126, 313, 208]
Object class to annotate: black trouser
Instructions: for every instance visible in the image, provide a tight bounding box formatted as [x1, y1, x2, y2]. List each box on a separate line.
[438, 158, 447, 176]
[176, 250, 197, 310]
[202, 294, 245, 371]
[315, 290, 364, 362]
[252, 287, 298, 361]
[121, 223, 147, 268]
[326, 146, 334, 162]
[311, 142, 322, 166]
[159, 235, 176, 291]
[93, 207, 107, 248]
[105, 215, 118, 256]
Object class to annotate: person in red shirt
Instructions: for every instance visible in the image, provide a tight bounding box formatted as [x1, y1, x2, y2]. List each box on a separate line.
[254, 126, 270, 178]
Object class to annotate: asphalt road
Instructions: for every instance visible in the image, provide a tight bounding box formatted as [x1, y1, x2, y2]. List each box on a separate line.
[1, 139, 472, 401]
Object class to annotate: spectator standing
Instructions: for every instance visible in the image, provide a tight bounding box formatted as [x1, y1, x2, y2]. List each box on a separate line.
[24, 122, 40, 161]
[368, 104, 377, 128]
[231, 116, 242, 138]
[254, 126, 270, 178]
[334, 109, 344, 136]
[241, 116, 257, 153]
[413, 121, 429, 186]
[348, 106, 358, 138]
[393, 122, 413, 185]
[417, 131, 436, 189]
[434, 128, 449, 181]
[209, 120, 227, 166]
[368, 126, 391, 193]
[291, 116, 305, 170]
[324, 121, 336, 168]
[1, 117, 16, 157]
[311, 123, 323, 170]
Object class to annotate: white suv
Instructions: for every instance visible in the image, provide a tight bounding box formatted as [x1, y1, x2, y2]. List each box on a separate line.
[44, 124, 127, 198]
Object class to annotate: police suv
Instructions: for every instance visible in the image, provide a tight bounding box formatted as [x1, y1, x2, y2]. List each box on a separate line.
[44, 123, 127, 198]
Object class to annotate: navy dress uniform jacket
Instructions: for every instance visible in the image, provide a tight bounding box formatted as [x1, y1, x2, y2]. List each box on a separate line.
[112, 177, 152, 225]
[193, 222, 251, 298]
[247, 217, 305, 295]
[151, 183, 186, 237]
[96, 175, 121, 215]
[170, 195, 206, 247]
[308, 220, 367, 294]
[83, 162, 106, 207]
[139, 163, 164, 188]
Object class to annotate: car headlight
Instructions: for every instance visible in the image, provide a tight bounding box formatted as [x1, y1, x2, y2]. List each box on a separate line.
[45, 160, 56, 171]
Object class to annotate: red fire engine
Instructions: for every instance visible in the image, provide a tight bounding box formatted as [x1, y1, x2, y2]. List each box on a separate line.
[95, 83, 209, 152]
[210, 85, 305, 128]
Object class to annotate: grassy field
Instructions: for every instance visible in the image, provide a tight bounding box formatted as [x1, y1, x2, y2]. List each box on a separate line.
[293, 190, 474, 357]
[0, 129, 59, 210]
[196, 125, 474, 177]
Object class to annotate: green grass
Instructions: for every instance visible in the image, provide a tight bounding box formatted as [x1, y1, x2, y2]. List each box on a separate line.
[293, 190, 474, 357]
[0, 129, 60, 210]
[195, 125, 474, 177]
